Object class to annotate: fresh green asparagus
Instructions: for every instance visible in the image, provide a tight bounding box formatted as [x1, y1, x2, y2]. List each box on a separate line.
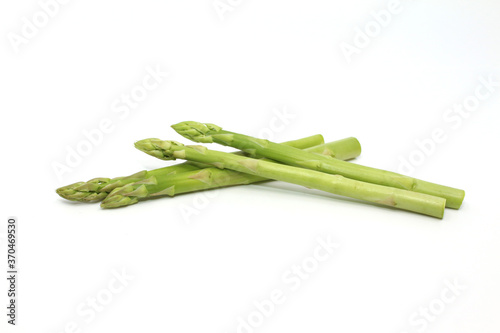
[172, 121, 465, 209]
[134, 139, 446, 218]
[100, 138, 362, 208]
[56, 163, 200, 202]
[57, 135, 360, 202]
[101, 165, 266, 208]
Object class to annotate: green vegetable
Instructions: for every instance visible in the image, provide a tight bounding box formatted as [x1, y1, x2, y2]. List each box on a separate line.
[57, 135, 359, 202]
[100, 165, 265, 208]
[134, 139, 446, 218]
[100, 137, 362, 208]
[55, 164, 199, 202]
[172, 121, 464, 209]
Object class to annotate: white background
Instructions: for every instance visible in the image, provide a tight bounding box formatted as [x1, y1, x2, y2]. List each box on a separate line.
[1, 0, 500, 332]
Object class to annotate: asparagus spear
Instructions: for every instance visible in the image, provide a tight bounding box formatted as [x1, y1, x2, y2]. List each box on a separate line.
[100, 138, 362, 208]
[134, 139, 446, 218]
[55, 164, 199, 202]
[172, 121, 465, 209]
[101, 165, 266, 208]
[57, 134, 350, 202]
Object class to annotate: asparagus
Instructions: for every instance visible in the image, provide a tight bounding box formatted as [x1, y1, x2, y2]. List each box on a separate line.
[101, 165, 266, 208]
[134, 139, 446, 218]
[172, 121, 465, 209]
[100, 138, 362, 208]
[57, 134, 357, 202]
[56, 164, 199, 202]
[315, 137, 361, 161]
[56, 134, 361, 202]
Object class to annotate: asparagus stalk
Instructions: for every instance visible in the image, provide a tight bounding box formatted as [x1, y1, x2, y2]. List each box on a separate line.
[100, 138, 362, 208]
[134, 139, 446, 218]
[314, 137, 361, 161]
[101, 165, 266, 208]
[55, 164, 200, 202]
[172, 121, 465, 209]
[57, 134, 334, 202]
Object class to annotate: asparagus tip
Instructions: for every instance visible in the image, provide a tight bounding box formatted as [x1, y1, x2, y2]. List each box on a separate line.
[171, 121, 221, 143]
[56, 181, 108, 202]
[135, 139, 183, 160]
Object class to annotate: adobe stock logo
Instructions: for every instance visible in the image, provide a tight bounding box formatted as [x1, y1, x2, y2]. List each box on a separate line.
[399, 278, 466, 333]
[177, 106, 296, 225]
[230, 236, 339, 333]
[255, 106, 296, 141]
[51, 268, 134, 333]
[339, 0, 403, 64]
[213, 0, 244, 21]
[397, 74, 498, 176]
[51, 65, 168, 182]
[7, 0, 71, 54]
